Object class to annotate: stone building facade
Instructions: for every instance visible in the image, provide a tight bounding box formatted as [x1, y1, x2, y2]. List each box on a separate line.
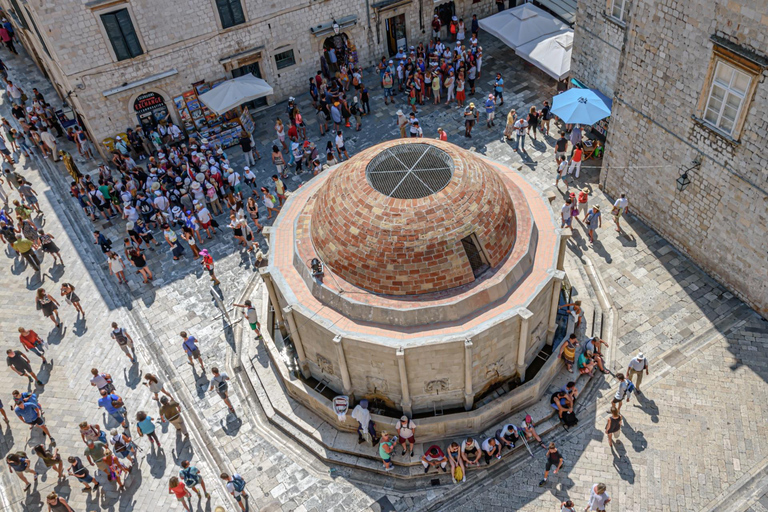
[1, 0, 497, 153]
[571, 0, 768, 316]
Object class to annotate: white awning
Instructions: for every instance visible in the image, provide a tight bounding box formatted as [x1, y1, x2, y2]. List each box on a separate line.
[515, 29, 573, 80]
[197, 74, 274, 115]
[477, 4, 568, 49]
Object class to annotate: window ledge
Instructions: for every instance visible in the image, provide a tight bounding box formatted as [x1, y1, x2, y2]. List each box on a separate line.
[601, 11, 627, 29]
[691, 115, 741, 146]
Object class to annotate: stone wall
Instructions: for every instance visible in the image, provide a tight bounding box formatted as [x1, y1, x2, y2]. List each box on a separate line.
[2, 0, 496, 147]
[579, 0, 768, 316]
[569, 0, 625, 97]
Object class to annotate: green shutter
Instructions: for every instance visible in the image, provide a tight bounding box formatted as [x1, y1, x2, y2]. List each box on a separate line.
[115, 9, 143, 58]
[101, 9, 143, 61]
[217, 0, 245, 28]
[229, 0, 246, 26]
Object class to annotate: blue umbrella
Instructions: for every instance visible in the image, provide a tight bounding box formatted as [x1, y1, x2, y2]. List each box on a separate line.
[550, 88, 612, 125]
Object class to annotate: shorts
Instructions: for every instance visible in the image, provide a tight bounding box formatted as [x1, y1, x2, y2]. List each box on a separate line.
[217, 389, 228, 400]
[189, 348, 201, 359]
[29, 416, 45, 426]
[75, 473, 94, 484]
[465, 120, 475, 128]
[563, 217, 572, 227]
[398, 435, 415, 445]
[556, 151, 567, 160]
[337, 145, 345, 152]
[118, 342, 134, 355]
[25, 195, 37, 205]
[384, 88, 394, 97]
[611, 397, 623, 404]
[487, 112, 495, 121]
[249, 322, 260, 332]
[233, 494, 243, 502]
[614, 209, 624, 219]
[0, 148, 9, 156]
[234, 184, 242, 194]
[200, 220, 211, 229]
[545, 459, 561, 471]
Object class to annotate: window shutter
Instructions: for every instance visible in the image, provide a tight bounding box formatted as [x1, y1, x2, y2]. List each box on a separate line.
[216, 0, 234, 28]
[116, 9, 143, 58]
[229, 0, 246, 26]
[102, 13, 130, 61]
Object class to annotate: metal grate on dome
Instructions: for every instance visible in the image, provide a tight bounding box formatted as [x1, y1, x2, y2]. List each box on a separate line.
[365, 143, 455, 199]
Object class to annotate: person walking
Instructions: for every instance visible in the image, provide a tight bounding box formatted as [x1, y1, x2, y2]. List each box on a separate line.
[568, 143, 583, 179]
[97, 388, 128, 428]
[199, 249, 220, 285]
[513, 115, 528, 152]
[233, 300, 261, 338]
[585, 483, 611, 511]
[33, 444, 64, 480]
[13, 236, 40, 271]
[503, 109, 517, 141]
[7, 349, 43, 385]
[539, 442, 564, 486]
[221, 472, 249, 511]
[181, 331, 205, 372]
[136, 411, 161, 448]
[7, 452, 37, 491]
[18, 327, 47, 364]
[83, 439, 110, 474]
[90, 368, 114, 394]
[586, 206, 602, 243]
[110, 322, 136, 362]
[142, 373, 173, 401]
[484, 94, 496, 128]
[37, 230, 63, 266]
[159, 396, 188, 437]
[210, 367, 235, 414]
[612, 373, 631, 413]
[605, 407, 622, 448]
[493, 73, 504, 105]
[79, 421, 107, 445]
[351, 399, 378, 444]
[463, 102, 478, 138]
[127, 246, 153, 283]
[35, 288, 61, 327]
[107, 251, 128, 284]
[180, 460, 211, 499]
[335, 131, 350, 161]
[627, 352, 649, 393]
[560, 198, 574, 230]
[396, 110, 408, 138]
[612, 193, 629, 232]
[68, 455, 99, 492]
[14, 398, 53, 441]
[576, 187, 590, 221]
[169, 476, 193, 512]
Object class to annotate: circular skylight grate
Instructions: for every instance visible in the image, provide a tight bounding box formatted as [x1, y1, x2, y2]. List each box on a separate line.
[365, 144, 454, 199]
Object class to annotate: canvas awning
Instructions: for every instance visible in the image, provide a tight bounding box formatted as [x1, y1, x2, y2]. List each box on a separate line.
[515, 29, 573, 80]
[197, 74, 274, 114]
[477, 4, 568, 49]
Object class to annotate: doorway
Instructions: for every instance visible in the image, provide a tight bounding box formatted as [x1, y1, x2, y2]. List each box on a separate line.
[385, 14, 407, 57]
[232, 61, 267, 109]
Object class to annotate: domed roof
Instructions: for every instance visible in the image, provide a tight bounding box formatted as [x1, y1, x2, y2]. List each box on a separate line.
[310, 140, 517, 296]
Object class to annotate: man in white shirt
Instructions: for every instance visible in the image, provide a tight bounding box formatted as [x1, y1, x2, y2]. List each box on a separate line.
[561, 198, 573, 229]
[626, 352, 648, 393]
[395, 416, 416, 457]
[40, 128, 58, 161]
[612, 193, 629, 232]
[6, 80, 22, 104]
[481, 437, 502, 464]
[513, 117, 528, 152]
[227, 170, 242, 199]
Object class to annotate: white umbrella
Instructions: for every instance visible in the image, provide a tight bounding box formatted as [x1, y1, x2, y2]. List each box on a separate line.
[198, 74, 274, 114]
[478, 4, 569, 49]
[515, 29, 573, 80]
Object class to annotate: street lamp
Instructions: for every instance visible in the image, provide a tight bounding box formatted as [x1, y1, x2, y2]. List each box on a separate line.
[676, 172, 691, 192]
[675, 156, 702, 193]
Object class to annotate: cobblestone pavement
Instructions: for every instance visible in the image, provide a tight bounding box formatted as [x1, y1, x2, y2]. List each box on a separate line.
[1, 31, 767, 512]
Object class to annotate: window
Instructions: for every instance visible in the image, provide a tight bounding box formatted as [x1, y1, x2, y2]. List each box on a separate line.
[101, 9, 143, 61]
[703, 61, 751, 135]
[610, 0, 627, 22]
[460, 234, 489, 278]
[274, 49, 296, 70]
[25, 8, 50, 57]
[216, 0, 246, 29]
[8, 0, 28, 30]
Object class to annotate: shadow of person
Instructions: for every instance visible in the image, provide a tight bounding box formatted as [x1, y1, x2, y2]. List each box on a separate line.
[220, 415, 242, 437]
[146, 444, 167, 479]
[611, 441, 635, 483]
[72, 316, 87, 337]
[620, 416, 647, 452]
[45, 327, 65, 346]
[123, 361, 141, 390]
[590, 239, 612, 264]
[633, 395, 659, 423]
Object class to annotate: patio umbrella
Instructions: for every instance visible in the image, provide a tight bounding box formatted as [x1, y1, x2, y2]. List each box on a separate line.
[198, 74, 274, 115]
[550, 88, 612, 125]
[515, 29, 573, 80]
[478, 4, 569, 49]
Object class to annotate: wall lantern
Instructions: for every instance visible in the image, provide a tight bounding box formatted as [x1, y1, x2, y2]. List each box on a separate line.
[675, 156, 702, 193]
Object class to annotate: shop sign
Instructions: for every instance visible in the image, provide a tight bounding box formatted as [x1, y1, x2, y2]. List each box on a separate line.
[133, 92, 166, 114]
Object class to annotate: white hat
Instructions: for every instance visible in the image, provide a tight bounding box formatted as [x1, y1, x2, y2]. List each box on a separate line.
[172, 206, 181, 215]
[452, 15, 457, 20]
[216, 148, 223, 155]
[637, 352, 645, 360]
[154, 190, 161, 196]
[196, 173, 205, 182]
[115, 135, 122, 140]
[201, 138, 209, 144]
[243, 166, 250, 170]
[126, 221, 134, 230]
[396, 109, 404, 116]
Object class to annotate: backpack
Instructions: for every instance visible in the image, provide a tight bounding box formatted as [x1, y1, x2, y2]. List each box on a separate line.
[180, 467, 199, 486]
[110, 394, 124, 409]
[562, 410, 578, 427]
[113, 328, 128, 346]
[231, 474, 246, 492]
